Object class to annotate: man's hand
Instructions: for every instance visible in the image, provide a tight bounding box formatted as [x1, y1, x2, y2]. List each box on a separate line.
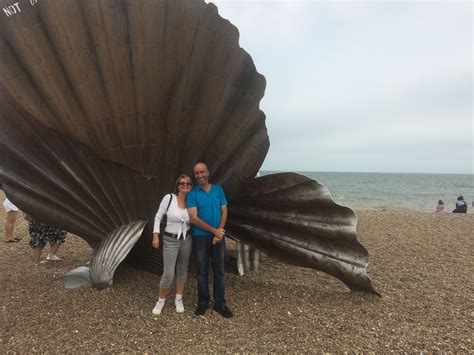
[212, 235, 224, 245]
[152, 233, 160, 249]
[214, 228, 225, 239]
[212, 228, 225, 245]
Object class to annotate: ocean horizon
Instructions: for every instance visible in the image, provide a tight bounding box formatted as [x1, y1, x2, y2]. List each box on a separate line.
[260, 171, 474, 212]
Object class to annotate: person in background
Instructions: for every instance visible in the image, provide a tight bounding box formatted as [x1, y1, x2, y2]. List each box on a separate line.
[187, 162, 233, 318]
[26, 215, 66, 265]
[435, 200, 444, 213]
[3, 197, 21, 243]
[452, 196, 467, 213]
[151, 175, 193, 316]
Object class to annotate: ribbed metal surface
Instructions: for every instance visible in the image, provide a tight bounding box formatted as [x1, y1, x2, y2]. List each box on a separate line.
[227, 173, 378, 294]
[0, 0, 378, 294]
[90, 221, 147, 288]
[236, 241, 260, 276]
[0, 0, 268, 190]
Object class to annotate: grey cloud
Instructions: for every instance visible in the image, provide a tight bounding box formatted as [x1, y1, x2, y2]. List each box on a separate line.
[208, 0, 472, 173]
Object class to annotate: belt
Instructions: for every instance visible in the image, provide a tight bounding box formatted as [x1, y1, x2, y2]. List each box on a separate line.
[164, 232, 186, 239]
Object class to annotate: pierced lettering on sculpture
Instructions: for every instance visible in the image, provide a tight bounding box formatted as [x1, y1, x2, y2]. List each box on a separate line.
[2, 0, 39, 17]
[2, 2, 21, 17]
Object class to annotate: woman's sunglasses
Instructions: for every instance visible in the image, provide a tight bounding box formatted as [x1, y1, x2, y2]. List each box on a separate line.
[178, 182, 193, 186]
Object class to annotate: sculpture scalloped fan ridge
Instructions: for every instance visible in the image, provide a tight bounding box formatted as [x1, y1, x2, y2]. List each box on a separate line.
[0, 0, 378, 294]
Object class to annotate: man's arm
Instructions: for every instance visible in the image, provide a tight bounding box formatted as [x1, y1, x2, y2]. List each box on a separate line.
[215, 186, 228, 241]
[215, 205, 228, 241]
[188, 207, 225, 238]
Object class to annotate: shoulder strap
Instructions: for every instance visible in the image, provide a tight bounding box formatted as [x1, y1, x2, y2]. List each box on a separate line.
[165, 194, 173, 212]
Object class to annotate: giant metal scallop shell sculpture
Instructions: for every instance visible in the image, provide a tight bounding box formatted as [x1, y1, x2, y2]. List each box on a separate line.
[0, 0, 378, 294]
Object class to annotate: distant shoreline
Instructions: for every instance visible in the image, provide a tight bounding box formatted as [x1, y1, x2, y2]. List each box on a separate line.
[260, 170, 474, 176]
[260, 170, 473, 213]
[353, 207, 473, 214]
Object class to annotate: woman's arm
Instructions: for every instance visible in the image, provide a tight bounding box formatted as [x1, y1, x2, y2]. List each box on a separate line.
[152, 194, 172, 249]
[153, 194, 172, 233]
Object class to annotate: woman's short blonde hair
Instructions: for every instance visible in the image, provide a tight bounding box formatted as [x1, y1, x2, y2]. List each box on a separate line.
[174, 174, 193, 193]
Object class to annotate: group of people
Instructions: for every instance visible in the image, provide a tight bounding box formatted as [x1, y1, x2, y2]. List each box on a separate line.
[151, 162, 233, 318]
[3, 166, 471, 319]
[3, 165, 471, 319]
[435, 196, 468, 213]
[2, 161, 231, 318]
[3, 196, 66, 264]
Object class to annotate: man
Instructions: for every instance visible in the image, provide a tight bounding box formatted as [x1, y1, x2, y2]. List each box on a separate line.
[187, 162, 233, 318]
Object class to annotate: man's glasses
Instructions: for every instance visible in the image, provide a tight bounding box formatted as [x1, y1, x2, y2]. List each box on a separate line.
[179, 182, 193, 186]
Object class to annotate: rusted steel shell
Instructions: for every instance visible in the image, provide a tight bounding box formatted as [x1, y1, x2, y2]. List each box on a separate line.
[0, 0, 378, 295]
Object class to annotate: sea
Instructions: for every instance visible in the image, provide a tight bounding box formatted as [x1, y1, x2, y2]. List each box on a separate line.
[260, 171, 474, 212]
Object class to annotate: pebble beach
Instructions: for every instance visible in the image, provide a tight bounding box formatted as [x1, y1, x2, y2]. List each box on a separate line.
[0, 199, 472, 352]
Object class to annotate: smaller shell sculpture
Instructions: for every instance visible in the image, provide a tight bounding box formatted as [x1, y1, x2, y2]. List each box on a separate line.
[0, 0, 378, 295]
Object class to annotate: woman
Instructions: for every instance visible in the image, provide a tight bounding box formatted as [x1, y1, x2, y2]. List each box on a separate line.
[3, 197, 21, 243]
[26, 215, 67, 265]
[435, 200, 444, 213]
[152, 174, 193, 315]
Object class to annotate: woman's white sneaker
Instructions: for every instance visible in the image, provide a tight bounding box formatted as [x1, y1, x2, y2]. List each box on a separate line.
[152, 300, 165, 315]
[46, 254, 62, 261]
[175, 298, 185, 313]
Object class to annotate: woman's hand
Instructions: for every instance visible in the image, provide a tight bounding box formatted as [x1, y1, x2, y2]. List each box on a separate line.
[152, 233, 160, 249]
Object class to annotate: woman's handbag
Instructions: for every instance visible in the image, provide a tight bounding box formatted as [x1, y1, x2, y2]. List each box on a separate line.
[159, 194, 173, 236]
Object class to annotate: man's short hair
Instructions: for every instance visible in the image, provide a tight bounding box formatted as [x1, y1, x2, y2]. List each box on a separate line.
[193, 162, 208, 172]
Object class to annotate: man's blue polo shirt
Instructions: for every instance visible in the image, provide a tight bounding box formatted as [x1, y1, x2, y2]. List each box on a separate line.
[186, 184, 227, 237]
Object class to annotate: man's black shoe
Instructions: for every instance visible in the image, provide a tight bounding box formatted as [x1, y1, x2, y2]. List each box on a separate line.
[194, 305, 208, 316]
[213, 305, 233, 318]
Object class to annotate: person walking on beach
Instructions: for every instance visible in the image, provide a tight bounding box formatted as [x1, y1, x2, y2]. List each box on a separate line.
[435, 200, 444, 213]
[187, 162, 233, 318]
[151, 175, 193, 316]
[3, 196, 21, 243]
[452, 195, 467, 213]
[26, 215, 66, 265]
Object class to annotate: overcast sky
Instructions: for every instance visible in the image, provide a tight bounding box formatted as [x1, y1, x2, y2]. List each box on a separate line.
[206, 0, 473, 174]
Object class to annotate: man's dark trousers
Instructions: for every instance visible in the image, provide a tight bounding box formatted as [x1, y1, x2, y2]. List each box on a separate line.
[193, 236, 226, 308]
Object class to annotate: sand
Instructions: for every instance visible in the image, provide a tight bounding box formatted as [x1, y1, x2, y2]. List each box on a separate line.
[0, 198, 472, 352]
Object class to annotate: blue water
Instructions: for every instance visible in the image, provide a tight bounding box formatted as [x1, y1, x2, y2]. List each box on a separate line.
[261, 171, 474, 212]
